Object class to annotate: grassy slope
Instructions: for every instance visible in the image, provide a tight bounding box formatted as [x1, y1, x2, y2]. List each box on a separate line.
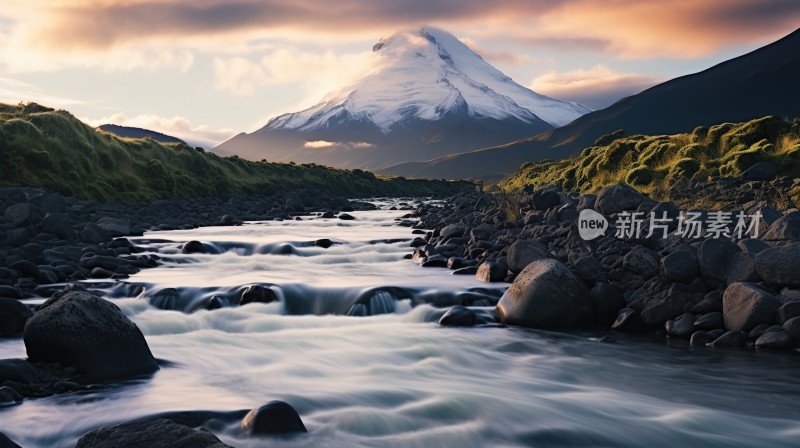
[500, 116, 800, 196]
[0, 103, 471, 202]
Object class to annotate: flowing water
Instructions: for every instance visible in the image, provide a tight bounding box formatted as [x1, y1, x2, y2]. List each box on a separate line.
[1, 200, 800, 447]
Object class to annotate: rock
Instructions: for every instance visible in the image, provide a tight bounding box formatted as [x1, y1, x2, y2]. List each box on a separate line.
[439, 223, 466, 240]
[421, 255, 448, 268]
[0, 298, 33, 337]
[0, 358, 38, 384]
[782, 316, 800, 344]
[737, 238, 769, 254]
[39, 192, 66, 214]
[96, 217, 139, 237]
[4, 228, 29, 247]
[577, 194, 597, 211]
[709, 330, 747, 348]
[572, 255, 603, 282]
[754, 242, 800, 287]
[496, 258, 590, 329]
[40, 213, 72, 239]
[778, 301, 800, 324]
[204, 295, 226, 310]
[181, 241, 207, 254]
[337, 213, 355, 220]
[690, 331, 715, 346]
[475, 262, 507, 282]
[0, 386, 21, 404]
[23, 290, 158, 379]
[661, 250, 699, 282]
[611, 308, 646, 332]
[665, 313, 696, 338]
[452, 266, 478, 276]
[623, 246, 660, 278]
[76, 418, 232, 448]
[693, 312, 724, 330]
[754, 329, 795, 349]
[595, 184, 644, 215]
[240, 285, 278, 305]
[80, 223, 110, 245]
[90, 267, 116, 279]
[698, 238, 739, 285]
[726, 252, 760, 284]
[410, 237, 427, 248]
[531, 189, 562, 210]
[588, 282, 625, 326]
[439, 306, 477, 327]
[320, 211, 334, 219]
[740, 161, 778, 181]
[748, 323, 773, 340]
[722, 282, 780, 331]
[241, 401, 308, 435]
[446, 257, 471, 270]
[314, 238, 334, 249]
[4, 203, 43, 228]
[0, 432, 22, 448]
[10, 260, 39, 279]
[762, 212, 800, 243]
[506, 239, 551, 274]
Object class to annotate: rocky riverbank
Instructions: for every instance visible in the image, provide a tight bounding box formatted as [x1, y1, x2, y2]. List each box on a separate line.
[412, 177, 800, 350]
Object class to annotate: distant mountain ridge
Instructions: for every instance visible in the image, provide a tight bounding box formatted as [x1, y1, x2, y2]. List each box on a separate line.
[214, 27, 590, 170]
[382, 27, 800, 180]
[97, 124, 186, 145]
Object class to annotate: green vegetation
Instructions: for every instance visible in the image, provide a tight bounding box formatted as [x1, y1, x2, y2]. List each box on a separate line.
[0, 103, 471, 202]
[501, 116, 800, 196]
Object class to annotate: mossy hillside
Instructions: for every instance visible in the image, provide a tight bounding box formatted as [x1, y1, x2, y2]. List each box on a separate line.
[501, 116, 800, 195]
[0, 103, 471, 202]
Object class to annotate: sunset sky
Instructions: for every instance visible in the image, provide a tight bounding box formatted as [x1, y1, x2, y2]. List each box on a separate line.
[1, 0, 798, 147]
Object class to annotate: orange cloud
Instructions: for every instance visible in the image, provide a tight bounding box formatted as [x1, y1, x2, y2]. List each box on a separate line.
[530, 65, 663, 109]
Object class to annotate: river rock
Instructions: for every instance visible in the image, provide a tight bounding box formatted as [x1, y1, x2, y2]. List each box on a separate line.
[693, 312, 724, 331]
[778, 301, 800, 324]
[661, 250, 699, 283]
[722, 282, 780, 331]
[496, 258, 590, 329]
[690, 331, 716, 346]
[337, 213, 355, 220]
[762, 212, 800, 243]
[595, 184, 644, 215]
[80, 223, 110, 245]
[754, 329, 795, 349]
[726, 252, 760, 284]
[665, 313, 696, 338]
[40, 213, 72, 239]
[241, 401, 308, 435]
[96, 216, 139, 237]
[475, 262, 507, 282]
[754, 242, 800, 287]
[76, 418, 232, 448]
[0, 298, 33, 337]
[181, 240, 207, 254]
[737, 238, 769, 254]
[588, 282, 625, 325]
[709, 330, 747, 348]
[439, 223, 466, 240]
[240, 285, 278, 305]
[0, 432, 22, 448]
[782, 316, 800, 344]
[4, 202, 43, 228]
[23, 290, 158, 379]
[623, 246, 660, 278]
[506, 239, 551, 274]
[439, 306, 477, 327]
[698, 238, 739, 286]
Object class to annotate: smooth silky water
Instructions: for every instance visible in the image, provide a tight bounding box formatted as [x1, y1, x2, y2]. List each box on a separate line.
[1, 200, 799, 447]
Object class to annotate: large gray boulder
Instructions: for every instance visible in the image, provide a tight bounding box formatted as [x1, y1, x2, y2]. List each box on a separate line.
[241, 401, 308, 435]
[506, 239, 551, 274]
[595, 184, 644, 215]
[754, 242, 800, 287]
[496, 259, 590, 329]
[698, 238, 739, 285]
[762, 212, 800, 243]
[23, 289, 158, 379]
[661, 250, 699, 283]
[76, 418, 231, 448]
[722, 282, 780, 331]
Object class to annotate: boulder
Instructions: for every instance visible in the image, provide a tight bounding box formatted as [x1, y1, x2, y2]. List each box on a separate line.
[611, 308, 647, 332]
[439, 306, 477, 327]
[496, 259, 590, 329]
[754, 242, 800, 287]
[737, 238, 769, 254]
[96, 217, 140, 237]
[595, 184, 644, 215]
[4, 203, 43, 228]
[337, 213, 355, 221]
[709, 330, 747, 348]
[240, 285, 278, 305]
[40, 213, 72, 239]
[181, 241, 207, 254]
[660, 250, 699, 283]
[762, 212, 800, 243]
[0, 432, 22, 448]
[665, 313, 696, 338]
[506, 239, 550, 274]
[76, 418, 231, 448]
[23, 290, 158, 379]
[439, 223, 466, 240]
[726, 252, 760, 284]
[588, 282, 625, 325]
[690, 331, 716, 346]
[782, 316, 800, 344]
[697, 238, 739, 285]
[475, 262, 507, 282]
[0, 298, 33, 337]
[722, 282, 780, 331]
[693, 312, 724, 331]
[531, 189, 562, 210]
[80, 223, 110, 245]
[623, 246, 660, 278]
[778, 301, 800, 324]
[754, 329, 795, 349]
[241, 401, 308, 435]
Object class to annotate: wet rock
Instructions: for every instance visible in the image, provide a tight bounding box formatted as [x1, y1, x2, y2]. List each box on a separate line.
[496, 258, 590, 329]
[4, 202, 43, 228]
[709, 330, 747, 348]
[748, 323, 773, 340]
[665, 313, 696, 338]
[421, 255, 448, 268]
[439, 223, 466, 240]
[623, 246, 660, 278]
[23, 289, 158, 379]
[660, 250, 699, 282]
[447, 257, 471, 270]
[754, 329, 795, 349]
[782, 316, 800, 344]
[314, 238, 334, 249]
[762, 213, 800, 243]
[10, 260, 40, 279]
[690, 331, 715, 346]
[181, 240, 207, 254]
[0, 386, 21, 404]
[754, 242, 800, 287]
[204, 296, 226, 311]
[506, 239, 550, 274]
[40, 213, 72, 239]
[409, 237, 427, 248]
[0, 358, 38, 384]
[76, 418, 232, 448]
[611, 308, 646, 332]
[693, 312, 724, 331]
[722, 282, 780, 331]
[80, 223, 110, 245]
[241, 401, 308, 435]
[345, 303, 368, 316]
[240, 285, 278, 305]
[572, 255, 603, 283]
[439, 306, 477, 327]
[0, 298, 33, 337]
[588, 282, 625, 326]
[726, 252, 760, 284]
[475, 262, 507, 282]
[0, 432, 22, 448]
[595, 183, 644, 215]
[337, 213, 355, 221]
[698, 238, 739, 286]
[96, 216, 140, 237]
[778, 301, 800, 324]
[452, 266, 478, 276]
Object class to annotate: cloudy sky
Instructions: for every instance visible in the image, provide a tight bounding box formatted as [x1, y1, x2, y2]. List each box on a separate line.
[1, 0, 798, 147]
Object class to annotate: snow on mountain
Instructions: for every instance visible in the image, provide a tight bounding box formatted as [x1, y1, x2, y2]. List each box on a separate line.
[264, 27, 590, 134]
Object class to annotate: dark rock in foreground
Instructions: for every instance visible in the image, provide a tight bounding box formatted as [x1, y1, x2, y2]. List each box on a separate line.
[0, 298, 32, 337]
[76, 418, 232, 448]
[23, 289, 158, 379]
[496, 259, 590, 329]
[0, 432, 22, 448]
[241, 400, 308, 435]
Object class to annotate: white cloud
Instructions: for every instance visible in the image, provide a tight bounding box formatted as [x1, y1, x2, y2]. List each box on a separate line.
[0, 77, 84, 107]
[304, 140, 336, 149]
[83, 113, 236, 148]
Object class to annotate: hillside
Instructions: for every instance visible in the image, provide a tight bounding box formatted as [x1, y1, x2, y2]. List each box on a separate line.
[97, 124, 187, 145]
[383, 27, 800, 180]
[500, 116, 800, 202]
[0, 103, 471, 202]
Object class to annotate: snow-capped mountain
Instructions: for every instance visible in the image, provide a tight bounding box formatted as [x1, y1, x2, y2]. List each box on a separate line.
[215, 27, 591, 170]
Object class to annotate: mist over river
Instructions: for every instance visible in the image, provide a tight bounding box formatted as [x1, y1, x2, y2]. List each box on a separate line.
[2, 200, 799, 447]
